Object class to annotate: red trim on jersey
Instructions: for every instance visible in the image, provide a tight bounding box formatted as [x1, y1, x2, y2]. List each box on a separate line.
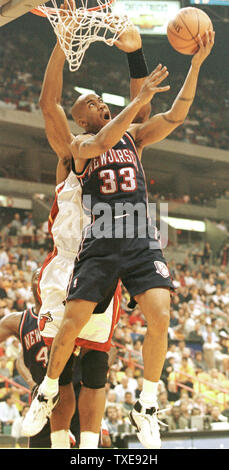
[75, 280, 121, 352]
[37, 246, 58, 305]
[19, 309, 28, 345]
[41, 282, 121, 352]
[124, 131, 139, 160]
[125, 131, 151, 222]
[37, 183, 65, 305]
[29, 307, 38, 319]
[48, 182, 65, 236]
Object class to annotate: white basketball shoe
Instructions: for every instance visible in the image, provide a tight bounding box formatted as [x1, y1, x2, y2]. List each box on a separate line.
[129, 400, 162, 449]
[22, 387, 59, 436]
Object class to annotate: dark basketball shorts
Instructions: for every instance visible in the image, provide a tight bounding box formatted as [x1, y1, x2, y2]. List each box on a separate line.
[67, 232, 174, 305]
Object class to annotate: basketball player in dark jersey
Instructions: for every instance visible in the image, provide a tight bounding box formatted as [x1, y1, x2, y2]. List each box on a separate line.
[25, 15, 215, 448]
[23, 18, 155, 448]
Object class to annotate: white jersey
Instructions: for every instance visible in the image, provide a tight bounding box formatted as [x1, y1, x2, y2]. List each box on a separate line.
[38, 171, 120, 351]
[49, 171, 88, 255]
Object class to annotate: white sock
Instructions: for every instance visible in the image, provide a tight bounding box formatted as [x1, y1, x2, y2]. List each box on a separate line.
[139, 379, 159, 408]
[79, 431, 100, 449]
[51, 430, 70, 448]
[40, 375, 59, 397]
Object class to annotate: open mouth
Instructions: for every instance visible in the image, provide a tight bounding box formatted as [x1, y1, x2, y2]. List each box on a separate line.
[103, 110, 111, 121]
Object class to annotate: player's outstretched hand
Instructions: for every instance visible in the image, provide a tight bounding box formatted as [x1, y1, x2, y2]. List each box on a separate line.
[192, 29, 215, 68]
[137, 64, 170, 105]
[114, 22, 142, 53]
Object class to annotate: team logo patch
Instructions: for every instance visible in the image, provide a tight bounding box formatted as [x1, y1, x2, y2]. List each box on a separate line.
[154, 261, 170, 278]
[39, 312, 53, 332]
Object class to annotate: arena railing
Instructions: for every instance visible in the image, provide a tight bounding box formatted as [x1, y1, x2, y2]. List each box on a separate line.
[0, 375, 31, 406]
[113, 341, 229, 408]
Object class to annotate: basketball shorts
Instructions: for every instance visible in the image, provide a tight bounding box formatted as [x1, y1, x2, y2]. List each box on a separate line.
[67, 233, 174, 304]
[38, 247, 121, 352]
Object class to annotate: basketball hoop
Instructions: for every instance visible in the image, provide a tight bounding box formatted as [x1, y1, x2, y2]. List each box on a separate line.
[31, 0, 130, 71]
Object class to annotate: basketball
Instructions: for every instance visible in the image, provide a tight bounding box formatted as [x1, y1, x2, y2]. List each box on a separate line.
[167, 7, 213, 55]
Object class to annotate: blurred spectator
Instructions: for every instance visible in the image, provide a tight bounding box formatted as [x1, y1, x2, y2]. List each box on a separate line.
[114, 376, 134, 403]
[9, 214, 22, 245]
[0, 357, 11, 387]
[134, 377, 143, 400]
[0, 279, 7, 300]
[104, 406, 122, 434]
[162, 404, 189, 431]
[193, 351, 208, 372]
[121, 391, 134, 417]
[0, 392, 20, 431]
[221, 401, 229, 422]
[187, 323, 204, 345]
[21, 221, 35, 248]
[209, 406, 228, 424]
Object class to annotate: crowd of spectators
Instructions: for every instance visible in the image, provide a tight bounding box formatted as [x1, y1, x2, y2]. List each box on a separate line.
[0, 26, 229, 151]
[0, 222, 229, 446]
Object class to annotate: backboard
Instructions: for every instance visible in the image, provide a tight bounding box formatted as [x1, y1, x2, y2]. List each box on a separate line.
[0, 0, 49, 27]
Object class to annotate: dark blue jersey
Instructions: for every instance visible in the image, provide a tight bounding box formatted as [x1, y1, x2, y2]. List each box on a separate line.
[19, 308, 48, 386]
[75, 132, 149, 221]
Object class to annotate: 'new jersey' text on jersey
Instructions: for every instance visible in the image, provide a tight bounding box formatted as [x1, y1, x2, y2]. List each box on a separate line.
[75, 132, 149, 220]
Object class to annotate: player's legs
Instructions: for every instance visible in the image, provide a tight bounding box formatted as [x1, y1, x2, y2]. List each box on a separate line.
[50, 383, 76, 448]
[135, 287, 170, 385]
[46, 299, 96, 380]
[22, 299, 96, 437]
[129, 287, 170, 449]
[78, 349, 109, 449]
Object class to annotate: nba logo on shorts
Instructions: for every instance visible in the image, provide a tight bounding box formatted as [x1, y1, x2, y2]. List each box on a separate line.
[154, 261, 170, 278]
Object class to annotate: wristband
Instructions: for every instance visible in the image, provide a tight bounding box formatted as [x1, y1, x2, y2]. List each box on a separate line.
[127, 48, 149, 79]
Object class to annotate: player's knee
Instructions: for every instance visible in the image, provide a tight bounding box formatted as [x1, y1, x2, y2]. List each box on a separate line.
[147, 308, 170, 336]
[81, 350, 109, 389]
[64, 301, 93, 331]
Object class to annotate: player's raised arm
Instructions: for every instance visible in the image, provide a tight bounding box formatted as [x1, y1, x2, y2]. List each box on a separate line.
[39, 0, 75, 185]
[39, 41, 74, 159]
[132, 29, 215, 152]
[114, 23, 151, 123]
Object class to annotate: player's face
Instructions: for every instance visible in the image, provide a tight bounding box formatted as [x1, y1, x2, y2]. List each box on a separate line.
[73, 94, 111, 132]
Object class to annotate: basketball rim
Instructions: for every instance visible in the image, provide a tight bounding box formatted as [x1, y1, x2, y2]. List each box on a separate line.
[30, 0, 116, 17]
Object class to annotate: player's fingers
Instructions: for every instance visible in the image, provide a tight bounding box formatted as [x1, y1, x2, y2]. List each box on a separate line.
[149, 67, 168, 84]
[208, 29, 215, 45]
[155, 85, 171, 93]
[149, 64, 166, 77]
[197, 33, 204, 49]
[151, 64, 163, 74]
[150, 69, 169, 85]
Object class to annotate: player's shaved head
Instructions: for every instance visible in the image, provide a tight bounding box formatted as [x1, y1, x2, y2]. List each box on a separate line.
[71, 93, 96, 125]
[71, 93, 111, 132]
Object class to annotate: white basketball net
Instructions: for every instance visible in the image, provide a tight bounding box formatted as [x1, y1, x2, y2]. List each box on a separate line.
[35, 0, 130, 71]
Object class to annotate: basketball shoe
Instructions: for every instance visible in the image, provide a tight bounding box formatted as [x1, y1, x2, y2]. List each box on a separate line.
[22, 388, 59, 436]
[129, 400, 162, 449]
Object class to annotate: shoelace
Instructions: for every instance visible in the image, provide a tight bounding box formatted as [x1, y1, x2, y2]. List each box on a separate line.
[155, 407, 171, 427]
[136, 407, 171, 429]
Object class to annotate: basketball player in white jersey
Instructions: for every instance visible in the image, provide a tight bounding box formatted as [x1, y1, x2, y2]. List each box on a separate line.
[23, 20, 152, 448]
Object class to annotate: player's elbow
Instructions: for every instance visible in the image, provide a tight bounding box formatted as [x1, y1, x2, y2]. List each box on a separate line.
[78, 137, 108, 160]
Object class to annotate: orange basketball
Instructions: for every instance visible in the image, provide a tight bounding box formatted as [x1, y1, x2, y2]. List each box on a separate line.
[167, 7, 213, 55]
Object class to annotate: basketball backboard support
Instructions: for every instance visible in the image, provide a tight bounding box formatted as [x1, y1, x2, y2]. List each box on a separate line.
[0, 0, 49, 27]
